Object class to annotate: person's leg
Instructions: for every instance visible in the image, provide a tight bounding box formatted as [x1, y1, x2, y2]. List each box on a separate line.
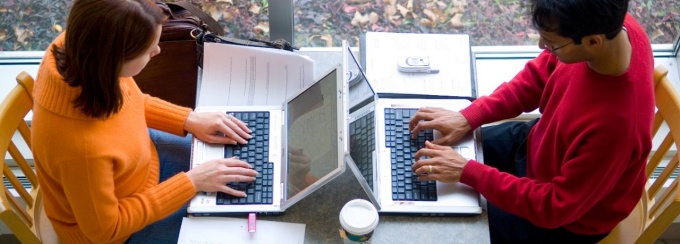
[126, 129, 192, 244]
[487, 203, 608, 244]
[481, 119, 537, 176]
[482, 119, 607, 243]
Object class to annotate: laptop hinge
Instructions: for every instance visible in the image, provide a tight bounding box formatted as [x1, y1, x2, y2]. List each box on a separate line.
[280, 182, 285, 200]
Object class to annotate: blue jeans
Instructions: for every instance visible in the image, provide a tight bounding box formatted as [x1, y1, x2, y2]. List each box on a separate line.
[126, 129, 191, 244]
[482, 119, 608, 243]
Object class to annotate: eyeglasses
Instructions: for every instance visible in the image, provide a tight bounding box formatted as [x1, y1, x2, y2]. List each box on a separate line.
[542, 41, 573, 52]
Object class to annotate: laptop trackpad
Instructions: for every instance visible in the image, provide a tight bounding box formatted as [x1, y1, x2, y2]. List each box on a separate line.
[204, 143, 224, 162]
[437, 182, 478, 205]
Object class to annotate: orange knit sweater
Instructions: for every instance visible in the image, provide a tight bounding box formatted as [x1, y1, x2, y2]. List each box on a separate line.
[32, 33, 197, 243]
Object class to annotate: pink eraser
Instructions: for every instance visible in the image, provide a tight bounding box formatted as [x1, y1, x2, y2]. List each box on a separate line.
[248, 213, 256, 233]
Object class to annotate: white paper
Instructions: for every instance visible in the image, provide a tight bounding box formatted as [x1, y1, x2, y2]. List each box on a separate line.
[177, 217, 305, 244]
[363, 32, 473, 97]
[198, 43, 315, 107]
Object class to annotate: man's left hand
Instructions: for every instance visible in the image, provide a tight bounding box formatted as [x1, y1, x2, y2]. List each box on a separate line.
[412, 141, 469, 183]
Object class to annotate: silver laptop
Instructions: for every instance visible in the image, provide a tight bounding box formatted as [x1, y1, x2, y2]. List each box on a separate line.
[188, 63, 347, 215]
[343, 44, 483, 215]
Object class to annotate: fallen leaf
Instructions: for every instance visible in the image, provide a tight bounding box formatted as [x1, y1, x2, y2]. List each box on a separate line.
[53, 24, 63, 32]
[344, 5, 358, 13]
[369, 12, 379, 24]
[208, 5, 224, 20]
[384, 5, 397, 17]
[248, 4, 261, 15]
[309, 34, 333, 47]
[14, 27, 33, 45]
[450, 13, 464, 28]
[351, 11, 370, 27]
[389, 15, 403, 26]
[0, 29, 7, 42]
[651, 28, 665, 41]
[453, 0, 465, 13]
[397, 4, 409, 17]
[527, 33, 540, 41]
[423, 9, 437, 23]
[420, 18, 435, 28]
[216, 0, 233, 4]
[253, 22, 269, 34]
[406, 0, 414, 10]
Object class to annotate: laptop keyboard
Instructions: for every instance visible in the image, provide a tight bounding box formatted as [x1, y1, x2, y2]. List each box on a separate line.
[217, 111, 274, 205]
[384, 108, 437, 201]
[349, 111, 375, 189]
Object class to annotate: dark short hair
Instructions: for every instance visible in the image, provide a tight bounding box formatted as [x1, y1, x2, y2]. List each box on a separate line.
[530, 0, 629, 44]
[53, 0, 166, 118]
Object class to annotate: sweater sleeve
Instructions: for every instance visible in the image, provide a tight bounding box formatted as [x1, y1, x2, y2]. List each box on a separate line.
[57, 153, 196, 243]
[144, 94, 192, 136]
[460, 52, 556, 129]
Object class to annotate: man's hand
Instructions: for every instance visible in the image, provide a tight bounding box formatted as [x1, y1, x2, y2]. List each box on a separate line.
[186, 157, 258, 197]
[184, 111, 252, 144]
[411, 141, 468, 183]
[408, 107, 472, 145]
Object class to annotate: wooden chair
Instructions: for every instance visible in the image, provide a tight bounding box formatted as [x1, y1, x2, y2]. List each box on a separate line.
[0, 72, 58, 243]
[599, 65, 680, 244]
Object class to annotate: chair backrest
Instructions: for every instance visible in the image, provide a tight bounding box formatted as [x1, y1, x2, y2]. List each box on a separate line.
[0, 71, 55, 243]
[640, 65, 680, 243]
[599, 65, 680, 244]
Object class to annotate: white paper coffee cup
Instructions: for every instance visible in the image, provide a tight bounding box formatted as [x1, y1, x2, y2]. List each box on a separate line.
[339, 199, 379, 242]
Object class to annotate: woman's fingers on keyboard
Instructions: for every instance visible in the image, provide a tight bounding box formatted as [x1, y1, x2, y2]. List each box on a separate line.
[220, 185, 247, 197]
[219, 123, 249, 144]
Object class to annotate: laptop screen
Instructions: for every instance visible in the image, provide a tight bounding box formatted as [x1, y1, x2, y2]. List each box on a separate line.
[347, 47, 376, 113]
[345, 45, 380, 204]
[285, 68, 339, 199]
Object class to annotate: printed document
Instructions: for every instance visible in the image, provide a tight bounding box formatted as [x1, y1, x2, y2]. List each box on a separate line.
[198, 43, 315, 106]
[177, 217, 305, 244]
[361, 32, 474, 97]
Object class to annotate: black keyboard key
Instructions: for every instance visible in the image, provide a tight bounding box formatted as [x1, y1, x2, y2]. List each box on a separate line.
[386, 108, 437, 202]
[217, 111, 273, 205]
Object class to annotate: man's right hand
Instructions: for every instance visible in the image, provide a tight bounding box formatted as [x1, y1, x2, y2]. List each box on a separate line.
[408, 107, 472, 145]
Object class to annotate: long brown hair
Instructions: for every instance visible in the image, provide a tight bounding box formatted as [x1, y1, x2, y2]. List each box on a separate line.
[52, 0, 166, 118]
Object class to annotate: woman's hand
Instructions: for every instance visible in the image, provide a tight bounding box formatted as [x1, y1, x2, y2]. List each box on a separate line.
[186, 157, 258, 197]
[408, 107, 472, 146]
[411, 141, 469, 183]
[184, 111, 252, 144]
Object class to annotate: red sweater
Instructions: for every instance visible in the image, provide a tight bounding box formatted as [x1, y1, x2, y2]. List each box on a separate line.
[460, 14, 654, 235]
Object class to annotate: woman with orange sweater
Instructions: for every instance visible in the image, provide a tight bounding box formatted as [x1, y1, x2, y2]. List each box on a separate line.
[31, 0, 256, 243]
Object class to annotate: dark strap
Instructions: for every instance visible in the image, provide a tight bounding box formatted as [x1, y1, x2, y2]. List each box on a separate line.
[166, 1, 224, 36]
[199, 32, 298, 51]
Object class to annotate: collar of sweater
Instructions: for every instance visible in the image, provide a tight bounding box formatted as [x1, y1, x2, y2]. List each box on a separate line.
[34, 34, 134, 121]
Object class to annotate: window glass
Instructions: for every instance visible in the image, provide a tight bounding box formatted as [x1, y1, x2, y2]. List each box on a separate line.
[293, 0, 680, 47]
[1, 0, 678, 51]
[0, 0, 269, 52]
[1, 1, 71, 51]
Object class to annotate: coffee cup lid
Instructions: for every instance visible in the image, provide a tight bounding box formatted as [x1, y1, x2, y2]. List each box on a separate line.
[339, 199, 379, 235]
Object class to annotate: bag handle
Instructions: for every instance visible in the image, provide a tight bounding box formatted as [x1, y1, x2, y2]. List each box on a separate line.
[166, 1, 224, 36]
[199, 31, 298, 52]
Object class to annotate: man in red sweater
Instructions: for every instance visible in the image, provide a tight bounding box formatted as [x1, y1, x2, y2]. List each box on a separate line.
[409, 0, 654, 243]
